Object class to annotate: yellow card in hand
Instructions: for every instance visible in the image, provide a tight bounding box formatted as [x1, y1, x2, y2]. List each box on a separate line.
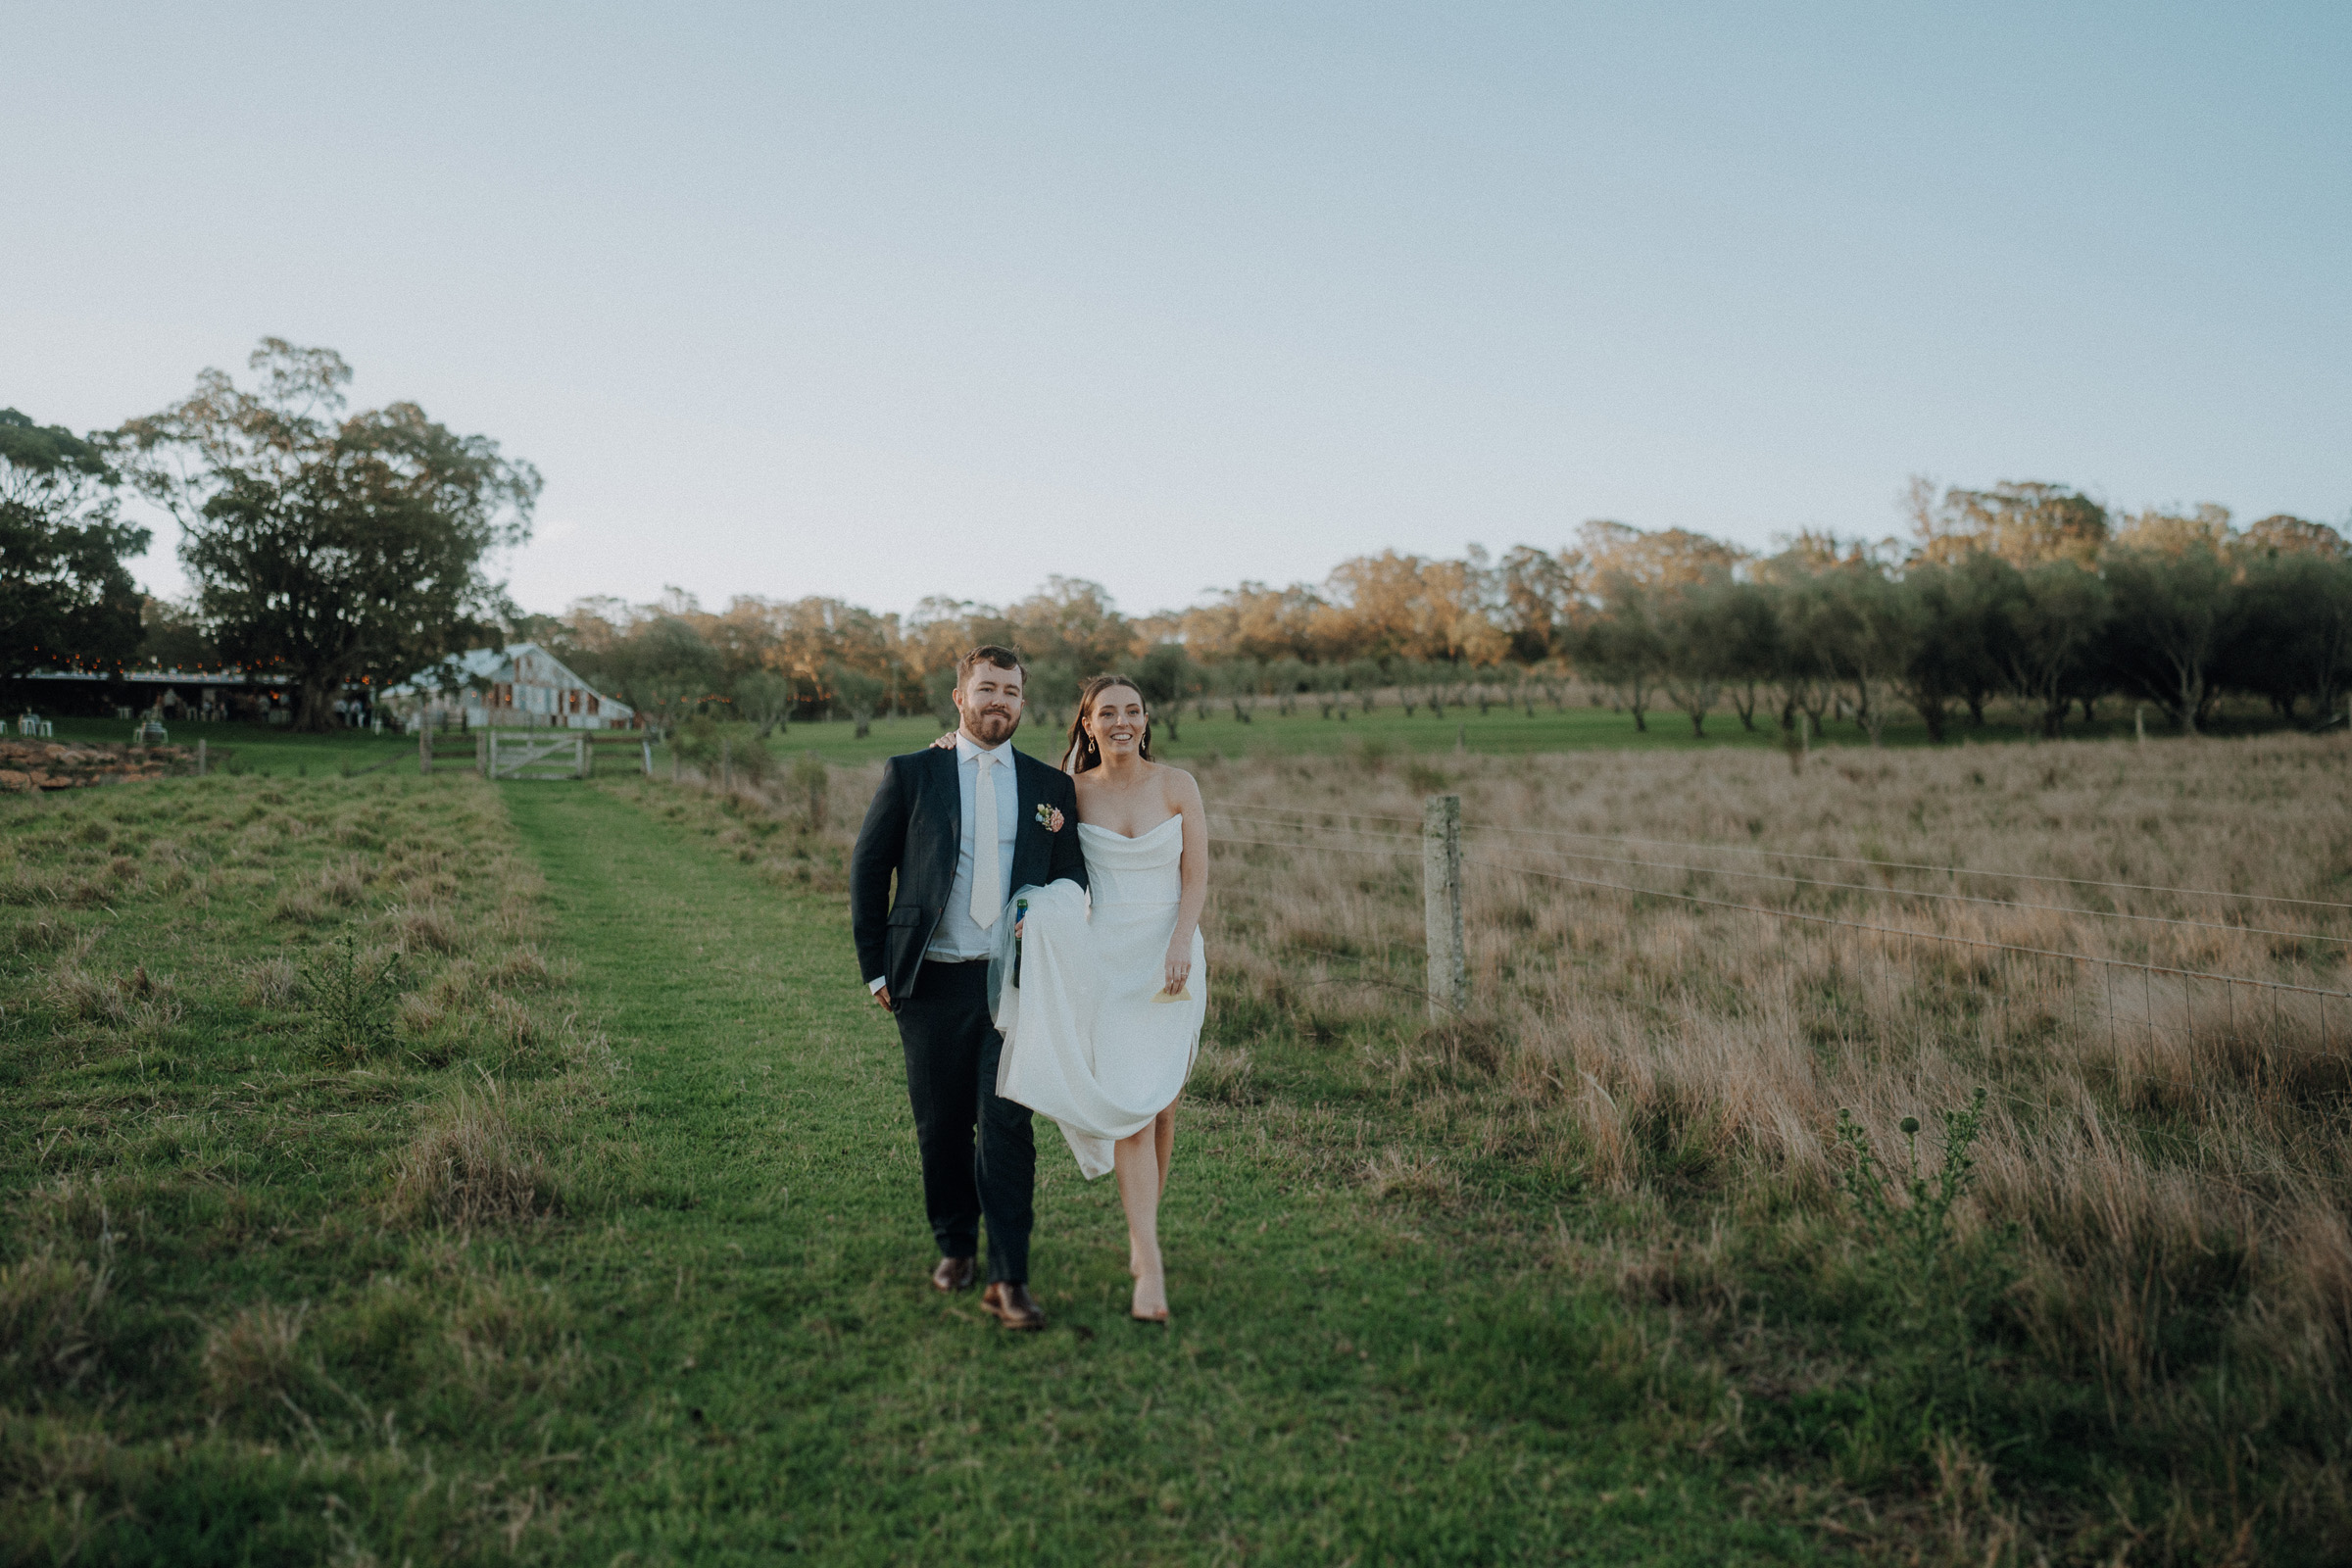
[1151, 984, 1195, 1004]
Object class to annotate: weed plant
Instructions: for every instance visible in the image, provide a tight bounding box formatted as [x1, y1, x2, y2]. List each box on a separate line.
[1833, 1091, 2020, 1475]
[301, 929, 403, 1060]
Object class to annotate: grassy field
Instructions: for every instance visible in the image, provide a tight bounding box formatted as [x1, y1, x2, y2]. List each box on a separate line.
[40, 683, 2289, 784]
[7, 729, 2345, 1563]
[2, 767, 1808, 1564]
[650, 695, 2236, 769]
[42, 717, 426, 779]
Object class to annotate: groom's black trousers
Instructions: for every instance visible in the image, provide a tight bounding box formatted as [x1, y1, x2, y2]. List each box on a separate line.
[893, 958, 1033, 1284]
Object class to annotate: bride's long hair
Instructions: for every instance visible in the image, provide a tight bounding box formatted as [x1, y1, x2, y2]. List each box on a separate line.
[1061, 674, 1153, 774]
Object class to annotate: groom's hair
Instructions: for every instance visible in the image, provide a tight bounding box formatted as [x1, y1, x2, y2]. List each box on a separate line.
[956, 644, 1027, 688]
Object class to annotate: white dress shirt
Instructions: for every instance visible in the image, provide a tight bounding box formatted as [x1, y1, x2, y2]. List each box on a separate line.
[867, 730, 1021, 992]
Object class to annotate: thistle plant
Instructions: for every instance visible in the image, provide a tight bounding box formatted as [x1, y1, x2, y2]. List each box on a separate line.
[1836, 1089, 2014, 1419]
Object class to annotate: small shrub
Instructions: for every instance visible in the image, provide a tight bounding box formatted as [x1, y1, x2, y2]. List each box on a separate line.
[674, 717, 776, 786]
[303, 932, 403, 1060]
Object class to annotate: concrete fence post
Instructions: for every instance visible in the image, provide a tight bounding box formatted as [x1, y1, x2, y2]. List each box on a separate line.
[196, 739, 207, 777]
[418, 722, 430, 777]
[1422, 792, 1465, 1019]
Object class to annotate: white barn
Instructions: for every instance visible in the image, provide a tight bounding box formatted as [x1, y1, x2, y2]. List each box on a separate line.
[390, 644, 634, 730]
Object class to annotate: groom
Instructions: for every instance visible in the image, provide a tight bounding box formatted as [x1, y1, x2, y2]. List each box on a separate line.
[849, 645, 1088, 1330]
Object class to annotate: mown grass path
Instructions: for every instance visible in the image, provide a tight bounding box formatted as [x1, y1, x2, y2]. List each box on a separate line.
[505, 783, 1816, 1564]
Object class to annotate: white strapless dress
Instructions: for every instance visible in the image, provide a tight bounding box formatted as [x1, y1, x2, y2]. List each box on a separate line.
[993, 814, 1206, 1180]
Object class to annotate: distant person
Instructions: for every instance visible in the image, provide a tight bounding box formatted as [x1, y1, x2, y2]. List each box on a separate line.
[988, 674, 1208, 1324]
[849, 647, 1089, 1331]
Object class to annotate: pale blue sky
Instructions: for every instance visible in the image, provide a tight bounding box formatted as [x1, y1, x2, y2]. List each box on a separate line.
[5, 2, 2345, 619]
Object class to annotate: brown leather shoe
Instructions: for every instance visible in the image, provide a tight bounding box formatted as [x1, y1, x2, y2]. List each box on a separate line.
[931, 1256, 976, 1293]
[979, 1281, 1045, 1331]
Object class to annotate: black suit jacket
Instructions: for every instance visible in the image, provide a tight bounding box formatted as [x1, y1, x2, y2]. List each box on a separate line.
[850, 744, 1089, 1000]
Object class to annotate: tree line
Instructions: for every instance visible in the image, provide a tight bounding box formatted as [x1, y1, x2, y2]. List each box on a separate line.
[7, 340, 2345, 740]
[548, 486, 2348, 745]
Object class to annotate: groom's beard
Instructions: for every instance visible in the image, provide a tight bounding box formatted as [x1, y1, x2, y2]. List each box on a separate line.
[964, 706, 1020, 746]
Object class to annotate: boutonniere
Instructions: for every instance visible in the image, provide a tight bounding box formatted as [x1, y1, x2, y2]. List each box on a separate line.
[1034, 804, 1065, 832]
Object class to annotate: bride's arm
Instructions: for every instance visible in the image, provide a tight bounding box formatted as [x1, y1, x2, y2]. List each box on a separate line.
[1163, 768, 1208, 995]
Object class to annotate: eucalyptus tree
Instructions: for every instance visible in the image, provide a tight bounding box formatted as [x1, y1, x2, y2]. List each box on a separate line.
[0, 408, 147, 687]
[115, 340, 540, 729]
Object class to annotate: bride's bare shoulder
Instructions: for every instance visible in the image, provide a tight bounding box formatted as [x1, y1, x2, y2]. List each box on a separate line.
[1149, 760, 1203, 807]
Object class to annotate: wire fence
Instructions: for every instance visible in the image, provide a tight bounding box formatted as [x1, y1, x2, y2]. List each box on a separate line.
[1217, 804, 2352, 915]
[1203, 804, 2352, 1065]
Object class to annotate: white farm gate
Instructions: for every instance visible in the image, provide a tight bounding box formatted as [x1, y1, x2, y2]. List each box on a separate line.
[487, 731, 587, 780]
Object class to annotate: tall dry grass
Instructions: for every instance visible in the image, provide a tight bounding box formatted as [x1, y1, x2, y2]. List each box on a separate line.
[1196, 734, 2352, 1458]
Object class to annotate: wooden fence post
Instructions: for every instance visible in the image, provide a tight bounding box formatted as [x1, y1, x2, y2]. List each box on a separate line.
[1422, 793, 1465, 1018]
[476, 729, 489, 776]
[195, 739, 207, 777]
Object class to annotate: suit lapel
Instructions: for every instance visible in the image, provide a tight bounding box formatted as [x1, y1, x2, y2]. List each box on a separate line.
[1009, 751, 1039, 885]
[924, 744, 960, 888]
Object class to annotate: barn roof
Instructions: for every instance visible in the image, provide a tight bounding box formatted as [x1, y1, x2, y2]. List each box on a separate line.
[387, 644, 629, 714]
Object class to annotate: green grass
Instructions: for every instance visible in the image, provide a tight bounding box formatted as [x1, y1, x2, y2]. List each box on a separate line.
[3, 769, 1822, 1563]
[44, 716, 424, 778]
[566, 697, 2273, 775]
[41, 690, 2271, 784]
[485, 782, 1803, 1560]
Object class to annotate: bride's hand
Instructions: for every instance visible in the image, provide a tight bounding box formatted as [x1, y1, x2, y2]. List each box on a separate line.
[929, 732, 956, 749]
[1162, 942, 1192, 996]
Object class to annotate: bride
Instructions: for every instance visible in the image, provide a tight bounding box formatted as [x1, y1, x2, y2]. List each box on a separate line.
[988, 674, 1207, 1323]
